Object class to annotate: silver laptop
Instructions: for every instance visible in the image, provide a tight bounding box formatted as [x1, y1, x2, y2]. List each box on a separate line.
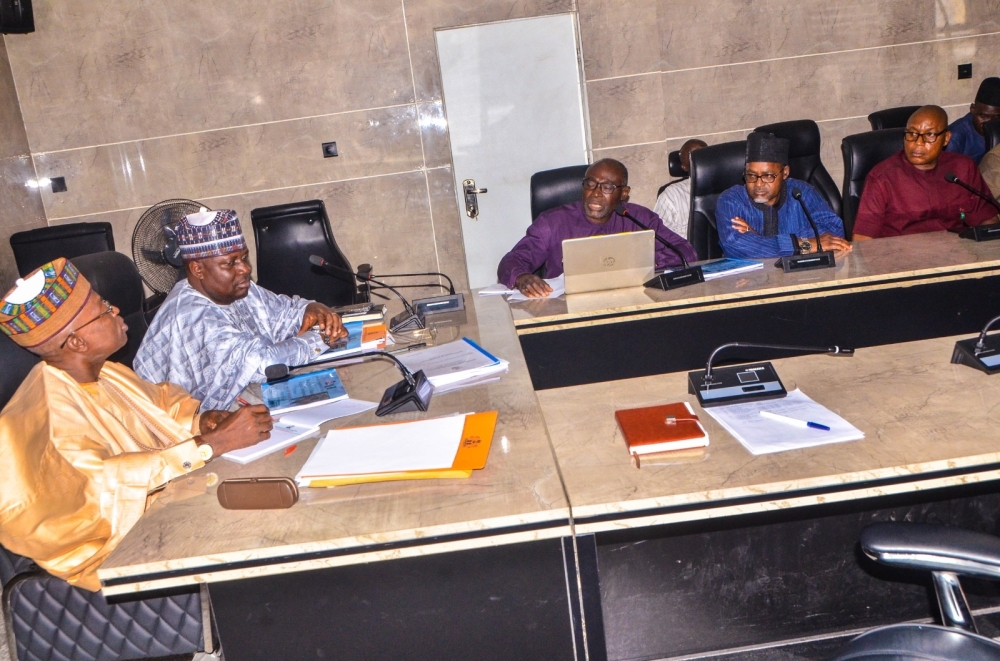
[562, 230, 656, 294]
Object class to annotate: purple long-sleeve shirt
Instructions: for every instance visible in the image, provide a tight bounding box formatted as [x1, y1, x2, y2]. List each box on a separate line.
[497, 201, 697, 288]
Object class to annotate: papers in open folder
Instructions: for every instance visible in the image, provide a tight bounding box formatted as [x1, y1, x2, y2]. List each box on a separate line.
[295, 411, 498, 487]
[397, 338, 509, 393]
[703, 389, 863, 455]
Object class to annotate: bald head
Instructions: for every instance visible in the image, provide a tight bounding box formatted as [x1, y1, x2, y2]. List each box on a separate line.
[589, 158, 628, 185]
[679, 139, 708, 173]
[904, 105, 951, 171]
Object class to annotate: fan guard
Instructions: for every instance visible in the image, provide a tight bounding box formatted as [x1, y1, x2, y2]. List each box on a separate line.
[131, 199, 209, 295]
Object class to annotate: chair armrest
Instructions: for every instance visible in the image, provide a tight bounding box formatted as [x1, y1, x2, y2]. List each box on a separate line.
[861, 522, 1000, 580]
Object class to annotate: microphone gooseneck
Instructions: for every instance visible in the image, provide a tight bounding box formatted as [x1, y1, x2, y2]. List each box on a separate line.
[791, 188, 823, 252]
[703, 341, 854, 382]
[975, 314, 1000, 351]
[945, 173, 1000, 214]
[310, 255, 417, 315]
[268, 349, 417, 386]
[614, 204, 690, 269]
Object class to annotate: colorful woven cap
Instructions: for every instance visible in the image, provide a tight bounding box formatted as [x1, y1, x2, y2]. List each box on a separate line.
[0, 258, 93, 348]
[176, 208, 247, 262]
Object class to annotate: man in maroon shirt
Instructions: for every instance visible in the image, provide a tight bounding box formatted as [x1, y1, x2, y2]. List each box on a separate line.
[854, 105, 998, 240]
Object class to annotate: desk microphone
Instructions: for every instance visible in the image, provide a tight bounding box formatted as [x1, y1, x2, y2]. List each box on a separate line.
[614, 204, 705, 289]
[945, 173, 1000, 213]
[688, 341, 854, 407]
[774, 189, 836, 272]
[951, 313, 1000, 374]
[309, 255, 424, 331]
[264, 349, 434, 416]
[944, 173, 1000, 242]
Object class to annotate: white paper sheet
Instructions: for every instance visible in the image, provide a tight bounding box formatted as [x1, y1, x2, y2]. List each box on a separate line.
[221, 420, 321, 465]
[296, 414, 468, 479]
[703, 389, 864, 455]
[397, 338, 506, 388]
[278, 398, 377, 428]
[506, 274, 565, 302]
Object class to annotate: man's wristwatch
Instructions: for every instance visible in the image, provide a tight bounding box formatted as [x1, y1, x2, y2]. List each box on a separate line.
[798, 238, 812, 253]
[197, 443, 215, 463]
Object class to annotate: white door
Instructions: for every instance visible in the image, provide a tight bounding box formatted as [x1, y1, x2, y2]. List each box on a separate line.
[436, 14, 590, 289]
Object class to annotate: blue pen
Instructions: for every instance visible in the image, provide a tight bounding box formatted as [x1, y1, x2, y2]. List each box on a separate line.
[759, 411, 831, 431]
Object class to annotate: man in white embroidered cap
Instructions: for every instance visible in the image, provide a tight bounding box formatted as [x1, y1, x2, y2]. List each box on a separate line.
[135, 209, 347, 411]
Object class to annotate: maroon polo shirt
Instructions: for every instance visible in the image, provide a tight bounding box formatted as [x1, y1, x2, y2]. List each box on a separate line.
[853, 151, 996, 238]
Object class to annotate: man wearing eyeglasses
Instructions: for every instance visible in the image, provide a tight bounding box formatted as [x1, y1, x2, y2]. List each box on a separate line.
[945, 77, 1000, 165]
[0, 258, 272, 590]
[853, 105, 998, 241]
[716, 132, 850, 259]
[497, 158, 696, 297]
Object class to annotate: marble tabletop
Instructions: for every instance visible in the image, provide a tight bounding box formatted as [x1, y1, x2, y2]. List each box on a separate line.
[537, 334, 1000, 535]
[509, 232, 1000, 329]
[98, 295, 570, 595]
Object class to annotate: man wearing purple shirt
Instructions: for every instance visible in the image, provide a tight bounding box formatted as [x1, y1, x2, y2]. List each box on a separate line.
[497, 159, 697, 297]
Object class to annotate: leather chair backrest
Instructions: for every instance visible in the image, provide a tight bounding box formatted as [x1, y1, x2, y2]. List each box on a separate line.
[668, 150, 684, 178]
[0, 333, 40, 412]
[755, 119, 843, 217]
[251, 200, 359, 308]
[689, 140, 747, 260]
[530, 164, 589, 220]
[867, 106, 921, 131]
[10, 222, 115, 277]
[73, 251, 148, 368]
[985, 119, 1000, 153]
[840, 128, 906, 239]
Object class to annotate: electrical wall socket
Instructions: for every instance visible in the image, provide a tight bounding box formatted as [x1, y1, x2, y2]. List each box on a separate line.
[958, 63, 972, 80]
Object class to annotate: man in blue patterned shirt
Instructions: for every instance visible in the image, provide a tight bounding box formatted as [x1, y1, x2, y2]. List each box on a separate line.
[716, 132, 851, 260]
[134, 209, 347, 411]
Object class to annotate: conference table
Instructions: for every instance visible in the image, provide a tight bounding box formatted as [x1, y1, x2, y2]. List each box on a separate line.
[99, 231, 1000, 661]
[511, 231, 1000, 389]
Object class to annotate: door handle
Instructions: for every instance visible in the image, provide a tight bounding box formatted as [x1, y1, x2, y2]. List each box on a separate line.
[462, 179, 487, 219]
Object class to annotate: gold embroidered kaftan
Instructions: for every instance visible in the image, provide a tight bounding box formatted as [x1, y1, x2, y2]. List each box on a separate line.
[0, 361, 205, 591]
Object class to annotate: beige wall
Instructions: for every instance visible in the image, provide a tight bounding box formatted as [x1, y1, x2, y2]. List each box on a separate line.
[2, 0, 998, 293]
[0, 40, 45, 289]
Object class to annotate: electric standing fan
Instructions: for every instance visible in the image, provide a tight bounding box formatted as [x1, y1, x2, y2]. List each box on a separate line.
[131, 199, 209, 296]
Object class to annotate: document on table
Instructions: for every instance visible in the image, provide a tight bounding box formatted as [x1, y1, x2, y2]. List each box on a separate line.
[221, 420, 321, 464]
[703, 389, 864, 455]
[295, 414, 468, 482]
[278, 398, 377, 427]
[397, 337, 508, 392]
[478, 275, 565, 301]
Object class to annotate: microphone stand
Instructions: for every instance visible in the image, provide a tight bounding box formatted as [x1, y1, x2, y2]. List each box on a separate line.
[614, 205, 705, 289]
[774, 189, 836, 272]
[951, 313, 1000, 374]
[945, 174, 1000, 242]
[265, 350, 434, 416]
[688, 341, 854, 407]
[310, 256, 425, 332]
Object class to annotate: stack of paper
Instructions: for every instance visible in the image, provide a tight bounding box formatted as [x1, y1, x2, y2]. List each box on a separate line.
[295, 411, 498, 487]
[311, 320, 388, 364]
[397, 338, 509, 393]
[478, 274, 566, 301]
[703, 389, 864, 455]
[699, 258, 764, 280]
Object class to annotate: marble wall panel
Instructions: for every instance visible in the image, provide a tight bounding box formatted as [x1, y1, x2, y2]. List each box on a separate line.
[578, 0, 659, 81]
[5, 0, 414, 153]
[35, 106, 424, 220]
[0, 156, 46, 288]
[659, 33, 1000, 141]
[587, 73, 664, 150]
[402, 0, 575, 103]
[418, 101, 454, 169]
[49, 171, 442, 293]
[0, 41, 28, 159]
[426, 166, 469, 292]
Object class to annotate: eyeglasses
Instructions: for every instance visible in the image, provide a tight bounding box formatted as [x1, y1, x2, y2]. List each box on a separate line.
[743, 172, 780, 184]
[60, 299, 115, 348]
[582, 178, 626, 194]
[903, 130, 946, 144]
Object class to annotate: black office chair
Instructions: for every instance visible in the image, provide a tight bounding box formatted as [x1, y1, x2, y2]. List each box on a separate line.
[689, 140, 747, 260]
[830, 522, 1000, 660]
[985, 119, 1000, 153]
[756, 119, 844, 217]
[529, 164, 589, 220]
[72, 251, 149, 368]
[0, 333, 211, 661]
[656, 150, 687, 196]
[840, 128, 906, 238]
[867, 106, 922, 131]
[10, 222, 115, 278]
[251, 200, 363, 308]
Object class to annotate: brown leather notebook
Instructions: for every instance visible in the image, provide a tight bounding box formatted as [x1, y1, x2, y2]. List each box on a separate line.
[615, 402, 709, 456]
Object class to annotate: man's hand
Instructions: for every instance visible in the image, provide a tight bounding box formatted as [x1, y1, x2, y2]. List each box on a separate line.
[198, 405, 273, 456]
[199, 410, 230, 433]
[730, 217, 757, 235]
[808, 233, 853, 253]
[514, 273, 553, 298]
[982, 215, 1000, 226]
[298, 302, 347, 344]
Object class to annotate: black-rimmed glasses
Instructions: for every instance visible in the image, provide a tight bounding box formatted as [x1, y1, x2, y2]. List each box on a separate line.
[582, 178, 626, 194]
[903, 130, 946, 144]
[743, 172, 780, 184]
